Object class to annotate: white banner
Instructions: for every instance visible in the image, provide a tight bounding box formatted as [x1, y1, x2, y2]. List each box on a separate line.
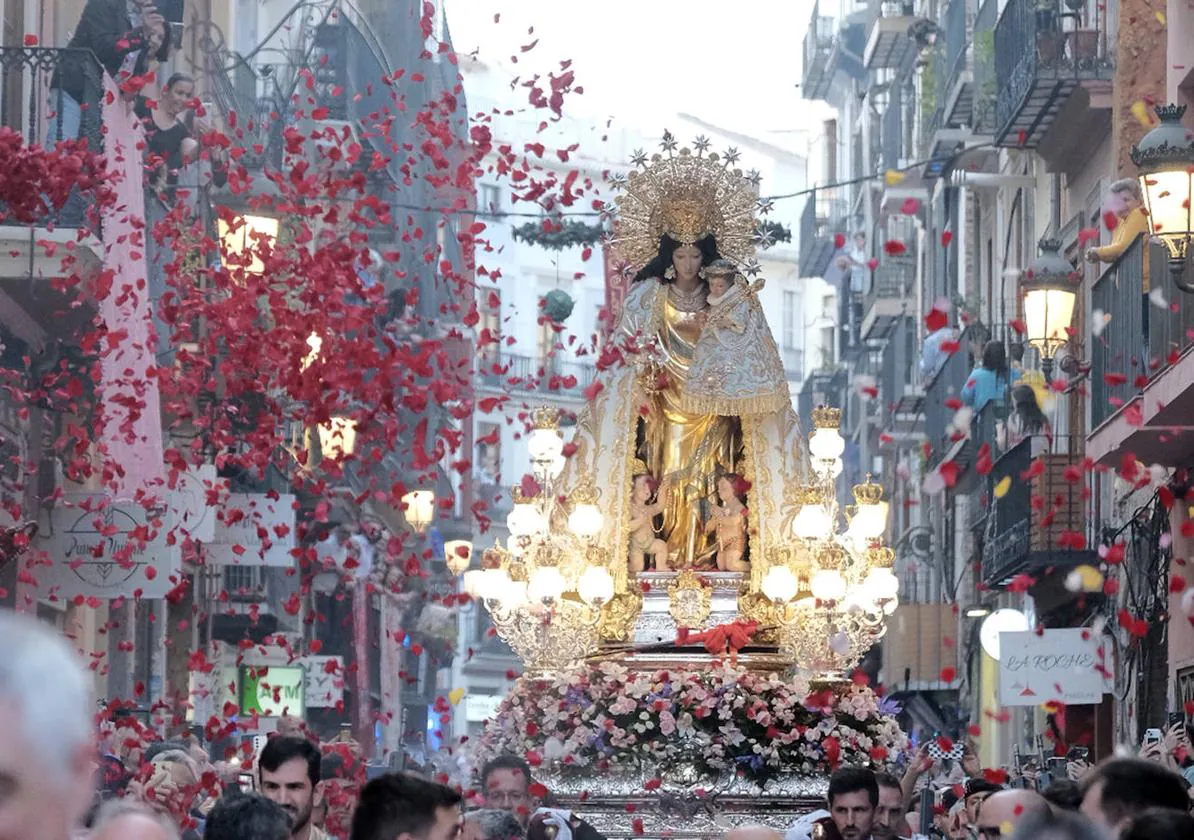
[998, 628, 1107, 706]
[303, 655, 345, 708]
[164, 465, 220, 543]
[207, 493, 297, 567]
[34, 494, 181, 599]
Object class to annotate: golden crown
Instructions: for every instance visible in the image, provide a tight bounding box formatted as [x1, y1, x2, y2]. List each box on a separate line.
[817, 543, 848, 571]
[852, 475, 884, 506]
[570, 482, 600, 506]
[511, 486, 537, 505]
[532, 405, 560, 430]
[631, 458, 650, 476]
[812, 405, 842, 429]
[866, 545, 895, 569]
[795, 484, 828, 506]
[607, 135, 761, 272]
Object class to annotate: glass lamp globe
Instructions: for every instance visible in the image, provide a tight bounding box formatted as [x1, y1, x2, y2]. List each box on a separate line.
[503, 579, 529, 609]
[793, 503, 831, 540]
[762, 566, 799, 603]
[813, 458, 844, 480]
[577, 566, 615, 605]
[568, 503, 604, 539]
[527, 567, 566, 603]
[851, 502, 889, 540]
[548, 453, 566, 479]
[979, 608, 1030, 659]
[528, 427, 565, 462]
[882, 594, 899, 615]
[462, 569, 485, 598]
[811, 569, 846, 601]
[443, 539, 472, 576]
[809, 427, 846, 461]
[864, 566, 900, 601]
[507, 502, 546, 539]
[478, 567, 511, 601]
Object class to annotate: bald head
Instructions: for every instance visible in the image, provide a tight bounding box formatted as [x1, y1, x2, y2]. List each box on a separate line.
[976, 790, 1050, 837]
[726, 827, 783, 840]
[91, 800, 180, 840]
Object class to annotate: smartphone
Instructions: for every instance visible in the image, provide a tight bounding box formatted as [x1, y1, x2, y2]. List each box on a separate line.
[237, 772, 254, 793]
[1168, 712, 1186, 730]
[1066, 746, 1089, 762]
[919, 786, 934, 838]
[1143, 727, 1164, 745]
[1046, 757, 1067, 775]
[169, 22, 183, 48]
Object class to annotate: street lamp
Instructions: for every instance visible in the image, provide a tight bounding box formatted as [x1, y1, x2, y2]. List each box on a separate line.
[1022, 238, 1076, 380]
[317, 417, 357, 460]
[401, 490, 435, 533]
[217, 213, 280, 275]
[1132, 103, 1194, 292]
[443, 539, 472, 576]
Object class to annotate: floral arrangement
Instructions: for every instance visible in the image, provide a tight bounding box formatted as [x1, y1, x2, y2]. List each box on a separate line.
[475, 661, 909, 783]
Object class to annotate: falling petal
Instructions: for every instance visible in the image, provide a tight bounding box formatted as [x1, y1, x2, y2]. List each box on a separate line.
[994, 476, 1011, 498]
[1091, 309, 1110, 337]
[1149, 286, 1169, 310]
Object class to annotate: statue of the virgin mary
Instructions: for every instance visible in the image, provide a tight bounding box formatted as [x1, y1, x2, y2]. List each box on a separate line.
[559, 139, 808, 583]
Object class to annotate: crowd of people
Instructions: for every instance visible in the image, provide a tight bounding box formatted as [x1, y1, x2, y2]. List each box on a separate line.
[5, 611, 1194, 840]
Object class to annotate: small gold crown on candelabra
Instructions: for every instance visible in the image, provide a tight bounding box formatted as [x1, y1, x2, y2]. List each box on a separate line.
[511, 486, 538, 505]
[569, 482, 600, 506]
[867, 544, 895, 569]
[532, 405, 560, 430]
[632, 457, 650, 476]
[796, 484, 828, 506]
[852, 474, 884, 506]
[817, 542, 848, 571]
[812, 405, 842, 429]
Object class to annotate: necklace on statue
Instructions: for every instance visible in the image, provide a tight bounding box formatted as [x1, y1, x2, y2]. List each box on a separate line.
[668, 283, 707, 313]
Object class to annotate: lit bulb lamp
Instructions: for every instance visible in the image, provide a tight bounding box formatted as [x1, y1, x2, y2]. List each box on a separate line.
[577, 566, 615, 605]
[1132, 104, 1194, 293]
[443, 539, 472, 576]
[1022, 238, 1077, 379]
[566, 483, 604, 539]
[401, 490, 435, 533]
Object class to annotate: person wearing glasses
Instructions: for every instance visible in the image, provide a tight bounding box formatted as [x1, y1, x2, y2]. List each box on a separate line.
[974, 790, 1050, 839]
[478, 755, 606, 840]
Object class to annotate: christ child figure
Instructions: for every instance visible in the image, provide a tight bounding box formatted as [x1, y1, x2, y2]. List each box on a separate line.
[705, 473, 749, 572]
[628, 471, 670, 573]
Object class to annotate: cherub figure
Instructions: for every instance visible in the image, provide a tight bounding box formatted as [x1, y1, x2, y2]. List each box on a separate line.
[704, 473, 749, 572]
[628, 469, 670, 573]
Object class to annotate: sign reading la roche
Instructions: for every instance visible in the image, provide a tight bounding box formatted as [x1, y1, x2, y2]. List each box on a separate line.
[998, 628, 1108, 706]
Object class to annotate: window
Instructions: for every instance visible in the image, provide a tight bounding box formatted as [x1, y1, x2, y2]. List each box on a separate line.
[480, 183, 500, 214]
[821, 293, 835, 320]
[477, 288, 501, 367]
[537, 317, 560, 376]
[475, 422, 500, 487]
[782, 291, 799, 349]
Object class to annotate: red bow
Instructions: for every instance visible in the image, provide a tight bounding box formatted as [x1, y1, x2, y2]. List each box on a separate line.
[675, 619, 760, 657]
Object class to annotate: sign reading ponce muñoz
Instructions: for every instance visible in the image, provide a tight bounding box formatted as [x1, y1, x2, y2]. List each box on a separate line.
[239, 665, 306, 718]
[35, 493, 181, 599]
[998, 628, 1106, 706]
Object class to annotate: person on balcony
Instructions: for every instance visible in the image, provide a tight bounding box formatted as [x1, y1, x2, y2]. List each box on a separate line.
[135, 73, 198, 195]
[961, 340, 1019, 414]
[50, 0, 173, 144]
[1000, 383, 1052, 455]
[1084, 179, 1150, 283]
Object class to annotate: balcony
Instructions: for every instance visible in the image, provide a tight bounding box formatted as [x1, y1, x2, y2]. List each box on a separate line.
[878, 316, 924, 450]
[799, 189, 845, 279]
[1087, 237, 1194, 466]
[798, 368, 847, 434]
[993, 0, 1114, 148]
[476, 353, 596, 397]
[802, 3, 838, 101]
[862, 257, 913, 340]
[881, 85, 904, 173]
[979, 436, 1099, 586]
[864, 8, 920, 71]
[923, 333, 971, 467]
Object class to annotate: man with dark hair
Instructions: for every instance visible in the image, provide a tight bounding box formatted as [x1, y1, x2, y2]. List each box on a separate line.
[963, 778, 1004, 826]
[349, 772, 462, 840]
[1042, 780, 1083, 812]
[1120, 807, 1194, 840]
[828, 767, 879, 840]
[480, 755, 535, 826]
[1078, 758, 1189, 836]
[258, 736, 325, 840]
[872, 772, 909, 840]
[206, 793, 291, 840]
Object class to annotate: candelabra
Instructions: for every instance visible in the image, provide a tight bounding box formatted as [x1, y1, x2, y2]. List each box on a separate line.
[761, 407, 898, 679]
[464, 407, 616, 674]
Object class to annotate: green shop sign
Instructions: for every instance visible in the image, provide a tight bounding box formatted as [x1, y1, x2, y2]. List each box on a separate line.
[239, 665, 306, 718]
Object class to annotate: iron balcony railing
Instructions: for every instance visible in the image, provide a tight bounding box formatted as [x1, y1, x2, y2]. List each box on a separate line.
[923, 332, 972, 465]
[993, 0, 1114, 144]
[979, 435, 1098, 586]
[802, 2, 838, 100]
[1090, 237, 1150, 428]
[0, 47, 105, 228]
[799, 189, 846, 278]
[971, 0, 998, 131]
[880, 315, 916, 409]
[865, 256, 914, 311]
[478, 353, 596, 395]
[882, 84, 903, 172]
[944, 0, 969, 87]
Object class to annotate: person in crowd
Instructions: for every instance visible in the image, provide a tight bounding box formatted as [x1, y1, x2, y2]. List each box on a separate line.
[1085, 179, 1150, 274]
[479, 755, 606, 840]
[463, 809, 524, 840]
[349, 773, 462, 840]
[828, 767, 878, 840]
[961, 340, 1019, 413]
[1120, 807, 1194, 840]
[974, 789, 1050, 839]
[0, 611, 97, 840]
[206, 793, 292, 840]
[90, 799, 180, 840]
[1008, 809, 1111, 840]
[872, 772, 911, 840]
[964, 778, 1004, 826]
[135, 73, 199, 190]
[920, 325, 958, 384]
[49, 0, 172, 142]
[315, 748, 363, 840]
[1002, 383, 1052, 453]
[1078, 758, 1190, 836]
[258, 736, 327, 840]
[1043, 779, 1084, 812]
